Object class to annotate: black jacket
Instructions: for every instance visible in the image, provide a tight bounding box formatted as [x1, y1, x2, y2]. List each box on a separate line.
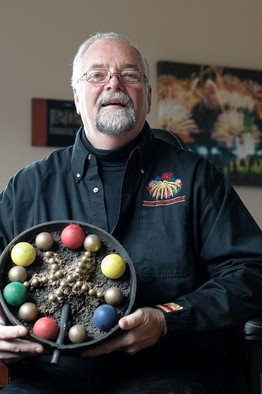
[1, 122, 262, 361]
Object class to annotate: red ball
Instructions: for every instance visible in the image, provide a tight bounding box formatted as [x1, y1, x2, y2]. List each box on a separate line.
[33, 317, 59, 341]
[60, 224, 85, 250]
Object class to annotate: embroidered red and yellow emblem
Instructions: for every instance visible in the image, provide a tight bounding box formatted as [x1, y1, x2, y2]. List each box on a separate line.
[156, 302, 183, 313]
[146, 172, 182, 200]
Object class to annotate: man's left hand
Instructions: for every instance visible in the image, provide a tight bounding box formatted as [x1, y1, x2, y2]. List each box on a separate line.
[81, 307, 166, 357]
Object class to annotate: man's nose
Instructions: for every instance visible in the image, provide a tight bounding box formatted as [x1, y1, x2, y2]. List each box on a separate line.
[105, 73, 124, 90]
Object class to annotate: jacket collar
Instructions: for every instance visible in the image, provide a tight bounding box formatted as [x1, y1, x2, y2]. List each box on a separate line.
[71, 126, 90, 182]
[71, 122, 155, 182]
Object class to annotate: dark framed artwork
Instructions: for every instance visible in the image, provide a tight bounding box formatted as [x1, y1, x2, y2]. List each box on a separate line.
[32, 98, 82, 147]
[157, 61, 262, 186]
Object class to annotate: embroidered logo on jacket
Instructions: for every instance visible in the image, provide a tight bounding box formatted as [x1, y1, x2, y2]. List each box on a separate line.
[144, 172, 185, 206]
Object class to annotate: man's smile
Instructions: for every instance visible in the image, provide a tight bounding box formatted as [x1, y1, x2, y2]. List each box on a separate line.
[101, 100, 126, 109]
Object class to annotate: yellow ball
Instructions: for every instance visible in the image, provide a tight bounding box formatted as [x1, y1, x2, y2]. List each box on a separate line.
[101, 254, 126, 279]
[11, 242, 36, 267]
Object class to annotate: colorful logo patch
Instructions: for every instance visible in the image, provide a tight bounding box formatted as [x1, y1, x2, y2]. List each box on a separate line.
[156, 303, 183, 313]
[144, 172, 185, 206]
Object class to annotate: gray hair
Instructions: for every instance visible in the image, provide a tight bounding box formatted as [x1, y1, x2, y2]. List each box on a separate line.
[71, 32, 151, 87]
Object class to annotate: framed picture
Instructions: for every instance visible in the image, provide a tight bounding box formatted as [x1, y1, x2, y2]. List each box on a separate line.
[157, 61, 262, 186]
[32, 98, 82, 147]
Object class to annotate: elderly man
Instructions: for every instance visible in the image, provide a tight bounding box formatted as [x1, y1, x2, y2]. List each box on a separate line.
[0, 32, 261, 393]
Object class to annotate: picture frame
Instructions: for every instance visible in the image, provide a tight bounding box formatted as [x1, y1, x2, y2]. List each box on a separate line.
[32, 98, 82, 147]
[157, 61, 262, 186]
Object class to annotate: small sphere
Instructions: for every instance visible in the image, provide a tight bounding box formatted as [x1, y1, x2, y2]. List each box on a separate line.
[81, 283, 89, 292]
[104, 287, 124, 306]
[11, 242, 36, 267]
[35, 232, 54, 251]
[60, 280, 68, 289]
[74, 281, 82, 289]
[49, 273, 57, 282]
[55, 288, 63, 297]
[33, 317, 59, 341]
[30, 278, 40, 287]
[55, 270, 63, 278]
[78, 261, 86, 269]
[96, 290, 104, 299]
[49, 294, 57, 303]
[93, 304, 118, 331]
[67, 275, 74, 283]
[19, 302, 38, 321]
[61, 224, 85, 250]
[84, 234, 102, 252]
[3, 282, 28, 307]
[8, 266, 28, 282]
[68, 324, 88, 343]
[84, 251, 92, 258]
[88, 288, 96, 296]
[101, 254, 126, 279]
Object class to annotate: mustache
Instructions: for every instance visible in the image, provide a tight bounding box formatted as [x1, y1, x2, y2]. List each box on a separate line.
[97, 91, 133, 108]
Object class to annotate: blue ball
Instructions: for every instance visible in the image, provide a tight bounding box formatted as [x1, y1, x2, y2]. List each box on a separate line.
[93, 304, 118, 331]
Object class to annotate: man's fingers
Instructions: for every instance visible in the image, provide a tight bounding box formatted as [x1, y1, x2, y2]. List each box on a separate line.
[0, 325, 28, 340]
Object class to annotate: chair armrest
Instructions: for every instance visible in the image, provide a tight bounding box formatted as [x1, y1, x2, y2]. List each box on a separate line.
[243, 317, 262, 341]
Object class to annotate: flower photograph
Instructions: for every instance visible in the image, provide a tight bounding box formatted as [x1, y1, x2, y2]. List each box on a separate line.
[157, 61, 262, 186]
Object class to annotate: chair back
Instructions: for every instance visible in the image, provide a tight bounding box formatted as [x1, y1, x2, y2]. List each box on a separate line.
[151, 128, 188, 150]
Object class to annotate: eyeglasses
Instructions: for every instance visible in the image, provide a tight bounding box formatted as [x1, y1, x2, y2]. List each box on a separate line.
[77, 69, 148, 85]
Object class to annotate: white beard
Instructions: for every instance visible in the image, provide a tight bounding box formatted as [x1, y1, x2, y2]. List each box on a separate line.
[95, 107, 136, 135]
[95, 91, 136, 135]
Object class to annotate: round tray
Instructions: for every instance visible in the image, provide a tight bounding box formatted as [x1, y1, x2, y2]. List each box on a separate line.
[0, 221, 136, 355]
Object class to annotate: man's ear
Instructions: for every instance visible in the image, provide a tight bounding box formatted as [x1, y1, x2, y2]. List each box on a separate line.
[147, 86, 152, 114]
[73, 88, 80, 115]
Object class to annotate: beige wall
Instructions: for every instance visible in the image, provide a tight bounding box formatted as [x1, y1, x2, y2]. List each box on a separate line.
[0, 0, 261, 228]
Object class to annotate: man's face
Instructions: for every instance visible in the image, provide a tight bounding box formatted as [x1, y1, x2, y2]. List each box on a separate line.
[73, 40, 151, 143]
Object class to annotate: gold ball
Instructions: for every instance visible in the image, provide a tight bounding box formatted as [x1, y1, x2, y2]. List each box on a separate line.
[8, 266, 28, 282]
[19, 302, 38, 321]
[55, 270, 63, 278]
[96, 290, 104, 299]
[31, 278, 39, 287]
[81, 283, 89, 292]
[48, 294, 57, 303]
[104, 287, 124, 306]
[88, 288, 96, 296]
[68, 325, 88, 344]
[84, 234, 102, 252]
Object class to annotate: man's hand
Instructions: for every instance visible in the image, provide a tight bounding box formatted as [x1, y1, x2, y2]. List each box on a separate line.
[81, 307, 166, 357]
[0, 304, 44, 363]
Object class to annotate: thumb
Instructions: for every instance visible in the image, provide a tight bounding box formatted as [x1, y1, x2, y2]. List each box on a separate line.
[118, 309, 143, 331]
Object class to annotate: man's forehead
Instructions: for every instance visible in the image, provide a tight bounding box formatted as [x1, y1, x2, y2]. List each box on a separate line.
[84, 40, 141, 67]
[87, 62, 139, 71]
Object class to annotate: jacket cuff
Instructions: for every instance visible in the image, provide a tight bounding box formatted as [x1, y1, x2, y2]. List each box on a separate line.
[154, 302, 191, 334]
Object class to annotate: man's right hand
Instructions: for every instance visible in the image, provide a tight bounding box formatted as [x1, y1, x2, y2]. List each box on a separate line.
[0, 304, 44, 363]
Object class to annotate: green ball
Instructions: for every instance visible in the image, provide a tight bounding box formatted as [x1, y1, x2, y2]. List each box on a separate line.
[3, 282, 28, 307]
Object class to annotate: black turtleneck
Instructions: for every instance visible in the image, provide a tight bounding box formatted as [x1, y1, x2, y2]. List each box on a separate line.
[82, 130, 145, 233]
